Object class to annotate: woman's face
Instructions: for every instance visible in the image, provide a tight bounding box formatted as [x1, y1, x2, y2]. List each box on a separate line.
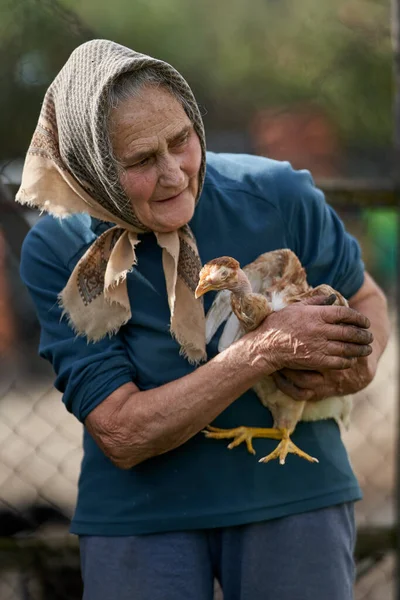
[110, 85, 202, 232]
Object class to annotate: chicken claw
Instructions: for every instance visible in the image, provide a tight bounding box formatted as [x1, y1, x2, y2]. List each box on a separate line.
[259, 433, 319, 466]
[203, 425, 281, 456]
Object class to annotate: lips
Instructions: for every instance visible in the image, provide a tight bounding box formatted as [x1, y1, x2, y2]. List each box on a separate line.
[157, 188, 187, 202]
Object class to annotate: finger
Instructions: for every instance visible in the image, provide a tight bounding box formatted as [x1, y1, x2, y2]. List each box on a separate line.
[326, 341, 373, 359]
[303, 293, 337, 307]
[322, 356, 357, 370]
[327, 325, 374, 345]
[273, 372, 314, 401]
[279, 369, 325, 388]
[321, 306, 371, 329]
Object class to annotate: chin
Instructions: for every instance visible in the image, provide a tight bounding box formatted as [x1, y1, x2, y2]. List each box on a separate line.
[155, 215, 193, 233]
[152, 196, 195, 232]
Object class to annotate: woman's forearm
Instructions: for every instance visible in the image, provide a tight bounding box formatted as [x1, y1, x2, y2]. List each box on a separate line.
[348, 272, 389, 377]
[86, 333, 273, 468]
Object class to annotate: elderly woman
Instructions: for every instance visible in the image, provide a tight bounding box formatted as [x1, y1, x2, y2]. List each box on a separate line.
[19, 40, 388, 600]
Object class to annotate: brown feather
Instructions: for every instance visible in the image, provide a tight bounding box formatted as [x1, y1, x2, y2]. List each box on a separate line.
[251, 249, 309, 294]
[231, 294, 271, 331]
[206, 256, 240, 270]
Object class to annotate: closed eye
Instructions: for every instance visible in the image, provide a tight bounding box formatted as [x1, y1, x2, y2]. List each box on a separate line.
[124, 127, 191, 168]
[129, 155, 154, 169]
[170, 131, 190, 149]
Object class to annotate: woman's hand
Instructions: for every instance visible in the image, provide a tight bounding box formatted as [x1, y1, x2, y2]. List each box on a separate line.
[248, 302, 373, 373]
[272, 358, 375, 402]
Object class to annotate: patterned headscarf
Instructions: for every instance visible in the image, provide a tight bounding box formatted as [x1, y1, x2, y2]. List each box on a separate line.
[16, 39, 207, 364]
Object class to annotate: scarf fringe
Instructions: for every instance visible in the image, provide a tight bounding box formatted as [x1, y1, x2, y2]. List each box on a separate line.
[17, 191, 76, 219]
[58, 292, 130, 343]
[169, 327, 207, 366]
[105, 268, 133, 293]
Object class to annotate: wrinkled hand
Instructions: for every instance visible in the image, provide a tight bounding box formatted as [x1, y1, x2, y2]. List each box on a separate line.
[252, 296, 373, 373]
[272, 357, 375, 402]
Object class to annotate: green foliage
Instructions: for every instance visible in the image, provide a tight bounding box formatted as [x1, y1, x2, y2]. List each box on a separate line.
[0, 0, 393, 160]
[70, 0, 392, 144]
[0, 0, 90, 159]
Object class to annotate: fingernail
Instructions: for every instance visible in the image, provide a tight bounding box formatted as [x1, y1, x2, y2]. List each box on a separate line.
[322, 294, 337, 306]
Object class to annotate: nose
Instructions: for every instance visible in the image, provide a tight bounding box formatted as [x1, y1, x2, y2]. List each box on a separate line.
[158, 154, 186, 189]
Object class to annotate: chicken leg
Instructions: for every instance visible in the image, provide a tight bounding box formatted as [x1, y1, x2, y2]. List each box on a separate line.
[203, 425, 318, 465]
[258, 428, 319, 465]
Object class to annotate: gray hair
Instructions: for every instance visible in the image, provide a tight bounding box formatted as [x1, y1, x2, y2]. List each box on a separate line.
[107, 68, 194, 171]
[108, 67, 193, 116]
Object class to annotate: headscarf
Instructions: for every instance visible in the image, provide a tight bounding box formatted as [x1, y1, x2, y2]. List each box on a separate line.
[16, 39, 207, 364]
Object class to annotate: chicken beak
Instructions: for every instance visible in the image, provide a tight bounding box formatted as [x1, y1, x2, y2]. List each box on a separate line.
[195, 279, 214, 298]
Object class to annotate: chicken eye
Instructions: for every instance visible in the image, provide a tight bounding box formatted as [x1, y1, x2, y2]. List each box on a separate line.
[220, 268, 229, 279]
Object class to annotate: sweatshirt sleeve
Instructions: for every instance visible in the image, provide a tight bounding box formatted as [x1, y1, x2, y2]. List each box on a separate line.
[275, 163, 365, 299]
[19, 219, 136, 423]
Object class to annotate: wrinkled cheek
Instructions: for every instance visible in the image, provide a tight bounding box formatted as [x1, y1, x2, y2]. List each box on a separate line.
[186, 136, 203, 194]
[119, 171, 153, 209]
[187, 134, 203, 176]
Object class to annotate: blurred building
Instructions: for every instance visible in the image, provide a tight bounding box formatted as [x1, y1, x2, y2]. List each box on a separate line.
[250, 105, 341, 178]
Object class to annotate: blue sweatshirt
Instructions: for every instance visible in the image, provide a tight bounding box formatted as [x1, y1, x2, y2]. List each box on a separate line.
[20, 153, 364, 535]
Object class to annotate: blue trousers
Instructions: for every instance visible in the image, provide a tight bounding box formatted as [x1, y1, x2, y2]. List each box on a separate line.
[79, 503, 355, 600]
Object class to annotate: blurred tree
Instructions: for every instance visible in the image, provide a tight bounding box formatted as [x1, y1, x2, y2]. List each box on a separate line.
[67, 0, 392, 145]
[0, 0, 94, 160]
[0, 0, 392, 161]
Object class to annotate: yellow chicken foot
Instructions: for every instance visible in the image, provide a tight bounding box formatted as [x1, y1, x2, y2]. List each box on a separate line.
[203, 425, 282, 456]
[258, 429, 319, 466]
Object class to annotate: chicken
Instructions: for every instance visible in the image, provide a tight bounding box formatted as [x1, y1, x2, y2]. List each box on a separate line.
[195, 249, 352, 465]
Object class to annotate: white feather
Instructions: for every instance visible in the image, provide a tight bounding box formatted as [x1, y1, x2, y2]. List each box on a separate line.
[205, 289, 232, 344]
[269, 291, 288, 312]
[302, 395, 352, 429]
[218, 312, 243, 352]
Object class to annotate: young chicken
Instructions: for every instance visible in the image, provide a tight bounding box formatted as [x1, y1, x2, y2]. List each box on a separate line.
[195, 249, 352, 465]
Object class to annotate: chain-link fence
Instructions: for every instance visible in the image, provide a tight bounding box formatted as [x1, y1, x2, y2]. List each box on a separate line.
[1, 330, 398, 600]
